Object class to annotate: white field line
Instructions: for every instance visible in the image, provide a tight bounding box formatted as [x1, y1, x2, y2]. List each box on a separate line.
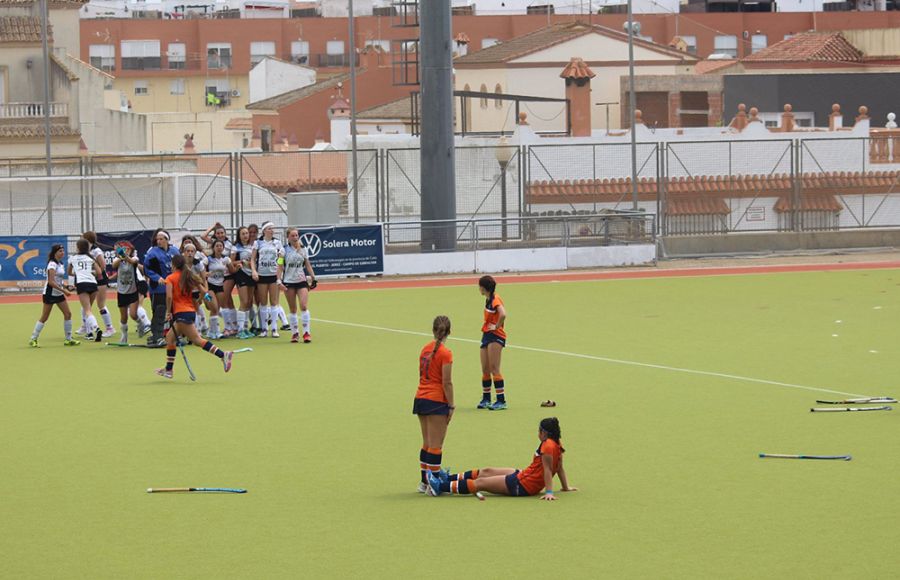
[316, 318, 871, 398]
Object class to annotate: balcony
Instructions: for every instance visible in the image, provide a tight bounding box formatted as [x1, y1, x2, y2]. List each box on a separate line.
[315, 53, 360, 68]
[121, 57, 162, 71]
[0, 102, 68, 120]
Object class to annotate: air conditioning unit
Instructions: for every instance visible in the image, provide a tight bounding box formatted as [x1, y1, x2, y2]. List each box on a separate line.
[231, 89, 241, 97]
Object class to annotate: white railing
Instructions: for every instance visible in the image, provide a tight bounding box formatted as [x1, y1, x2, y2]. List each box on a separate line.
[0, 102, 68, 119]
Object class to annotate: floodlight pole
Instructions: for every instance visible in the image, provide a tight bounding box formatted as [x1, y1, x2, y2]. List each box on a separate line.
[41, 0, 53, 233]
[348, 0, 360, 222]
[627, 0, 638, 211]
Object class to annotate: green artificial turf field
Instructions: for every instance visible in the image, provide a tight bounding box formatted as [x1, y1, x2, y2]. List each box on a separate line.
[2, 268, 900, 578]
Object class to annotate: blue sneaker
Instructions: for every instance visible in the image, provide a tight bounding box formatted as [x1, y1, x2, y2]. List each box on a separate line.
[477, 399, 492, 410]
[489, 401, 508, 411]
[436, 468, 451, 487]
[426, 471, 443, 496]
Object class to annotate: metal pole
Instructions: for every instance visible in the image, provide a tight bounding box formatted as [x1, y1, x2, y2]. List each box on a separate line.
[627, 0, 638, 210]
[348, 0, 360, 223]
[41, 0, 53, 233]
[499, 161, 508, 241]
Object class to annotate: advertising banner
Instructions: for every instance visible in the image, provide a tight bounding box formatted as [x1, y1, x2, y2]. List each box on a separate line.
[298, 224, 383, 277]
[96, 230, 157, 277]
[0, 235, 68, 289]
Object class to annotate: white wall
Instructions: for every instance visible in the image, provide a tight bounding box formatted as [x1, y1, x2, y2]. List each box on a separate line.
[449, 0, 679, 15]
[248, 58, 316, 105]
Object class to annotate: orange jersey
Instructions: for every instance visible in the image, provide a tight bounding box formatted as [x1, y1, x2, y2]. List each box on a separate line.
[415, 341, 453, 403]
[481, 293, 506, 339]
[165, 271, 197, 314]
[517, 438, 563, 495]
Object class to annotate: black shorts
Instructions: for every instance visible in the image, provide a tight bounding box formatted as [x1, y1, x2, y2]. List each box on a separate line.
[117, 292, 139, 308]
[173, 311, 196, 325]
[235, 271, 256, 288]
[480, 332, 506, 349]
[224, 273, 236, 282]
[504, 471, 531, 497]
[76, 282, 98, 295]
[42, 292, 65, 305]
[98, 275, 110, 287]
[137, 280, 149, 296]
[208, 283, 224, 294]
[285, 281, 309, 290]
[257, 274, 277, 285]
[412, 398, 451, 416]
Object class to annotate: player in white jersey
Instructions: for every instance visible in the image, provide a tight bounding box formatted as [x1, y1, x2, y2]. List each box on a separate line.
[278, 227, 318, 343]
[232, 226, 256, 339]
[251, 221, 284, 338]
[29, 244, 80, 347]
[180, 238, 217, 337]
[202, 223, 237, 336]
[82, 231, 115, 338]
[67, 238, 104, 341]
[206, 239, 236, 339]
[111, 241, 148, 344]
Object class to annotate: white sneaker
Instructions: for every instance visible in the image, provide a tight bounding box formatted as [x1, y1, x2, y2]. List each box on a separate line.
[259, 329, 268, 338]
[271, 329, 280, 338]
[119, 335, 127, 344]
[416, 482, 427, 494]
[102, 328, 115, 339]
[75, 326, 86, 336]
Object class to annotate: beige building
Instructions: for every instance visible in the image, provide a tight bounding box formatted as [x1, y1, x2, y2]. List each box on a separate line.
[453, 21, 698, 133]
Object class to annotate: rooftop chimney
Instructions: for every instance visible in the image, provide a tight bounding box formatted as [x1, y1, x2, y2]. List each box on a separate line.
[560, 57, 595, 137]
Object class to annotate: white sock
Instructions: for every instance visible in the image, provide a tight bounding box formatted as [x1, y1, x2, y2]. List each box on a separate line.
[301, 310, 311, 334]
[221, 308, 231, 332]
[87, 314, 99, 333]
[276, 305, 288, 325]
[80, 309, 88, 330]
[137, 306, 151, 327]
[64, 319, 73, 340]
[289, 313, 298, 334]
[100, 308, 113, 330]
[197, 308, 207, 328]
[260, 306, 270, 331]
[269, 306, 278, 331]
[229, 309, 238, 331]
[237, 310, 247, 332]
[249, 307, 257, 328]
[31, 321, 44, 340]
[210, 315, 219, 337]
[120, 322, 128, 343]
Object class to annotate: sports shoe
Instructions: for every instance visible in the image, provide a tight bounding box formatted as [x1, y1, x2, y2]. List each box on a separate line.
[155, 368, 173, 380]
[250, 326, 261, 336]
[436, 469, 451, 487]
[63, 338, 81, 346]
[303, 332, 311, 343]
[74, 326, 86, 336]
[237, 330, 253, 340]
[477, 399, 492, 410]
[489, 401, 508, 411]
[93, 329, 103, 343]
[102, 327, 115, 339]
[119, 335, 128, 344]
[223, 351, 233, 373]
[281, 323, 291, 331]
[291, 333, 299, 343]
[416, 481, 428, 494]
[426, 471, 443, 496]
[259, 329, 268, 338]
[137, 323, 150, 338]
[271, 329, 280, 338]
[29, 339, 39, 348]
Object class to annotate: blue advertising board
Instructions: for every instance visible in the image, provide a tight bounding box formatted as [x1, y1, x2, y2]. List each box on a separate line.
[298, 224, 383, 277]
[0, 235, 68, 289]
[96, 230, 156, 276]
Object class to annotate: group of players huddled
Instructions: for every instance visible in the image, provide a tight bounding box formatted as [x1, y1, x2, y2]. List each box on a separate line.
[30, 222, 317, 378]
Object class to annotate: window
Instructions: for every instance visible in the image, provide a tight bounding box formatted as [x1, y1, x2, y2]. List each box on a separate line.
[479, 83, 488, 109]
[121, 40, 161, 70]
[365, 39, 390, 53]
[133, 80, 148, 96]
[250, 41, 276, 66]
[167, 43, 185, 69]
[326, 40, 345, 55]
[89, 44, 115, 72]
[751, 34, 767, 53]
[481, 38, 500, 49]
[323, 40, 347, 66]
[170, 79, 185, 95]
[680, 35, 697, 54]
[494, 84, 503, 109]
[290, 41, 310, 64]
[207, 43, 232, 70]
[713, 35, 738, 58]
[205, 79, 230, 107]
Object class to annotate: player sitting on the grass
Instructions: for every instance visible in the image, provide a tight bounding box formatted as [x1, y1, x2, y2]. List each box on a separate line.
[156, 254, 233, 380]
[427, 417, 576, 501]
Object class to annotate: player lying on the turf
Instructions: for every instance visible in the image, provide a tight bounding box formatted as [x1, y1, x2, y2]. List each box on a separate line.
[426, 417, 576, 500]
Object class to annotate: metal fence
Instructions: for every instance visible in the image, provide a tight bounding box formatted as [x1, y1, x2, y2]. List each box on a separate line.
[4, 137, 900, 238]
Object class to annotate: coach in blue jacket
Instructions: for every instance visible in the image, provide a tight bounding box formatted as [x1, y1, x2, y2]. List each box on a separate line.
[144, 229, 180, 347]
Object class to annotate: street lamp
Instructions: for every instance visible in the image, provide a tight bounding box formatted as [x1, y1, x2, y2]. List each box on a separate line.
[495, 136, 515, 241]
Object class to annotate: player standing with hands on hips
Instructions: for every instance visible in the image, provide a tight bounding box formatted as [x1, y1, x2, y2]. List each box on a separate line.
[278, 227, 317, 343]
[412, 316, 454, 493]
[477, 275, 508, 410]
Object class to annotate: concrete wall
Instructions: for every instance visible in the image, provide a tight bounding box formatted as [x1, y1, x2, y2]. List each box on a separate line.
[143, 110, 250, 152]
[49, 7, 81, 59]
[113, 75, 251, 114]
[248, 58, 316, 104]
[661, 230, 900, 257]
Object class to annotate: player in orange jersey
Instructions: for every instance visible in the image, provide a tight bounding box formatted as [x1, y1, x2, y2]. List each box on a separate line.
[413, 316, 455, 494]
[477, 275, 508, 410]
[428, 417, 576, 500]
[155, 254, 233, 380]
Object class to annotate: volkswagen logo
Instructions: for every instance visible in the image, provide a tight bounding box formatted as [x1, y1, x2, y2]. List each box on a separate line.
[300, 232, 323, 257]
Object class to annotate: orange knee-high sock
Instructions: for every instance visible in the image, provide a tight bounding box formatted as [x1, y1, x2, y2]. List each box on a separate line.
[492, 373, 505, 402]
[450, 478, 479, 495]
[481, 374, 492, 399]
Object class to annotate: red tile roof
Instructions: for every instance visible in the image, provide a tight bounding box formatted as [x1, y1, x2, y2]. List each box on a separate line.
[774, 194, 843, 213]
[666, 196, 729, 216]
[742, 32, 863, 63]
[0, 16, 47, 43]
[0, 125, 79, 139]
[694, 59, 738, 74]
[560, 57, 596, 80]
[224, 117, 253, 131]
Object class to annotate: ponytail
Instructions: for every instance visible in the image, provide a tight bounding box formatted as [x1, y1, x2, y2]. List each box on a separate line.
[173, 254, 202, 296]
[539, 417, 565, 452]
[431, 315, 451, 356]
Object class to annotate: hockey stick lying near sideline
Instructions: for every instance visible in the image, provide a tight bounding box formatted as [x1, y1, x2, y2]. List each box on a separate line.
[759, 453, 851, 461]
[810, 406, 892, 413]
[815, 397, 897, 404]
[147, 487, 247, 493]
